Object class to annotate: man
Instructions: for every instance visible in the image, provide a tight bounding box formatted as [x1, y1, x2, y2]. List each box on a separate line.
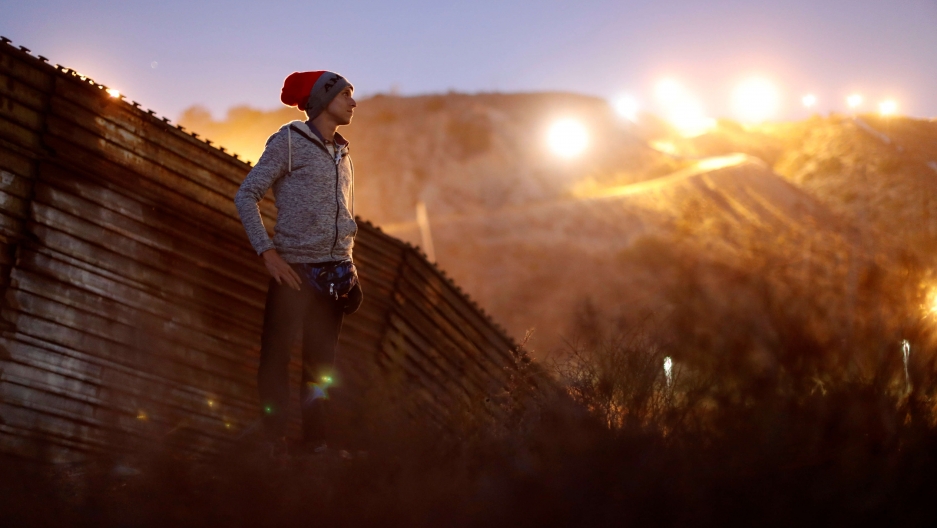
[234, 70, 362, 454]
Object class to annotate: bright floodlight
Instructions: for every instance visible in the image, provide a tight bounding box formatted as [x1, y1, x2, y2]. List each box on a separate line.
[654, 79, 715, 137]
[802, 94, 817, 109]
[732, 77, 780, 123]
[846, 93, 863, 110]
[547, 118, 589, 159]
[879, 99, 898, 116]
[613, 95, 640, 122]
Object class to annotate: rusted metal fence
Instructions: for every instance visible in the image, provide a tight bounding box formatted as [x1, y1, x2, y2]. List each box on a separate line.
[0, 38, 532, 462]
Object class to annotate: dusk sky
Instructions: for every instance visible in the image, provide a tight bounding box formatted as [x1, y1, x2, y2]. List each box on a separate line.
[3, 0, 936, 121]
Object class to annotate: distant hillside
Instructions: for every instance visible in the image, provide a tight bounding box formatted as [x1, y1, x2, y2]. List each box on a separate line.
[180, 95, 937, 356]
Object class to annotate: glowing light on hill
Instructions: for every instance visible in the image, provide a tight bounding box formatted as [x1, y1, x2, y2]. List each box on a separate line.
[654, 79, 715, 137]
[879, 99, 898, 116]
[650, 140, 678, 156]
[846, 93, 864, 110]
[802, 94, 817, 109]
[901, 339, 911, 391]
[731, 77, 780, 123]
[613, 95, 640, 122]
[547, 119, 589, 159]
[105, 88, 120, 98]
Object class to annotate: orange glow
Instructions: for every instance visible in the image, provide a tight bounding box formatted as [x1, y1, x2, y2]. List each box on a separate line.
[105, 88, 120, 98]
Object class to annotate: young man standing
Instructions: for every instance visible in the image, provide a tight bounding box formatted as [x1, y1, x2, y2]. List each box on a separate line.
[234, 71, 362, 453]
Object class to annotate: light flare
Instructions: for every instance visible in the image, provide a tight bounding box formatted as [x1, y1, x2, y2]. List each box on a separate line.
[105, 88, 120, 98]
[613, 95, 640, 122]
[846, 93, 864, 110]
[654, 79, 715, 137]
[879, 99, 898, 116]
[546, 118, 590, 159]
[802, 94, 817, 109]
[731, 77, 780, 123]
[663, 357, 673, 387]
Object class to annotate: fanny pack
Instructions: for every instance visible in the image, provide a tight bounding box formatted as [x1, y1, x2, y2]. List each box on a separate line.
[297, 260, 359, 300]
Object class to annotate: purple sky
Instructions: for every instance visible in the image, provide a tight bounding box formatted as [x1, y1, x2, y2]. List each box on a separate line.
[4, 0, 936, 121]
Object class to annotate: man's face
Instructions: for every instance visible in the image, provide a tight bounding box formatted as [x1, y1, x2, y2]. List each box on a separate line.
[326, 87, 356, 126]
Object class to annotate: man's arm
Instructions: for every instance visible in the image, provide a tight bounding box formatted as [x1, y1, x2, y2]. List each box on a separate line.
[234, 129, 302, 290]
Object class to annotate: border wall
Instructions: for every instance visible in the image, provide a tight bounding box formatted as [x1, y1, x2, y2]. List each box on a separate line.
[0, 38, 541, 462]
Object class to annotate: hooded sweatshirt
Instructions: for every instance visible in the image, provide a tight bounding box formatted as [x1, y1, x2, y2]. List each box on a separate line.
[234, 121, 356, 263]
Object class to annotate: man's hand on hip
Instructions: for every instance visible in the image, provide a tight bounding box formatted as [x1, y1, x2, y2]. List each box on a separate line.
[262, 249, 302, 290]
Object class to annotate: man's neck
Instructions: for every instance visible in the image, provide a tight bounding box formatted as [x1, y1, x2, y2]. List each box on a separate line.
[310, 115, 339, 143]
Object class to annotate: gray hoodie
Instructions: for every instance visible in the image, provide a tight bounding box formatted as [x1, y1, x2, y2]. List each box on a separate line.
[234, 121, 356, 263]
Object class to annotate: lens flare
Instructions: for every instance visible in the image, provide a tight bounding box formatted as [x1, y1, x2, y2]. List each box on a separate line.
[802, 94, 817, 109]
[547, 118, 589, 158]
[105, 88, 121, 98]
[732, 77, 780, 123]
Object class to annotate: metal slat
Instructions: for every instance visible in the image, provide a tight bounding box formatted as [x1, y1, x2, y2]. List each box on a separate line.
[4, 334, 257, 426]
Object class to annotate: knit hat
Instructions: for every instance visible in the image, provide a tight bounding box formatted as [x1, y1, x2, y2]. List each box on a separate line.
[280, 71, 353, 118]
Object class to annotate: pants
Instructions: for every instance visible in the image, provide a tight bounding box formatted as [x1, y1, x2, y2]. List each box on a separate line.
[257, 272, 344, 442]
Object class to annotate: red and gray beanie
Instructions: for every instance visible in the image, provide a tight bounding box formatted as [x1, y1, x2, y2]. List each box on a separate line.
[280, 71, 353, 118]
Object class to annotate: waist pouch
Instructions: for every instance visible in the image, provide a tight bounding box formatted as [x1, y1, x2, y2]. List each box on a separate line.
[297, 260, 358, 300]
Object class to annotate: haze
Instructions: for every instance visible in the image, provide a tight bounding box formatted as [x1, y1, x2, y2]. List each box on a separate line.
[3, 0, 936, 121]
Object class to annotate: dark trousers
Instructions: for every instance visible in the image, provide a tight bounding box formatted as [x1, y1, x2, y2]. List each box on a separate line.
[257, 273, 344, 443]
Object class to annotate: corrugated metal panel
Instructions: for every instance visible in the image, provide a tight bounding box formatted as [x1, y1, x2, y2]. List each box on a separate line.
[0, 39, 544, 462]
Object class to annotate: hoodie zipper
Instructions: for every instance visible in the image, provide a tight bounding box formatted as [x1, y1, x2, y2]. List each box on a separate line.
[331, 152, 342, 260]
